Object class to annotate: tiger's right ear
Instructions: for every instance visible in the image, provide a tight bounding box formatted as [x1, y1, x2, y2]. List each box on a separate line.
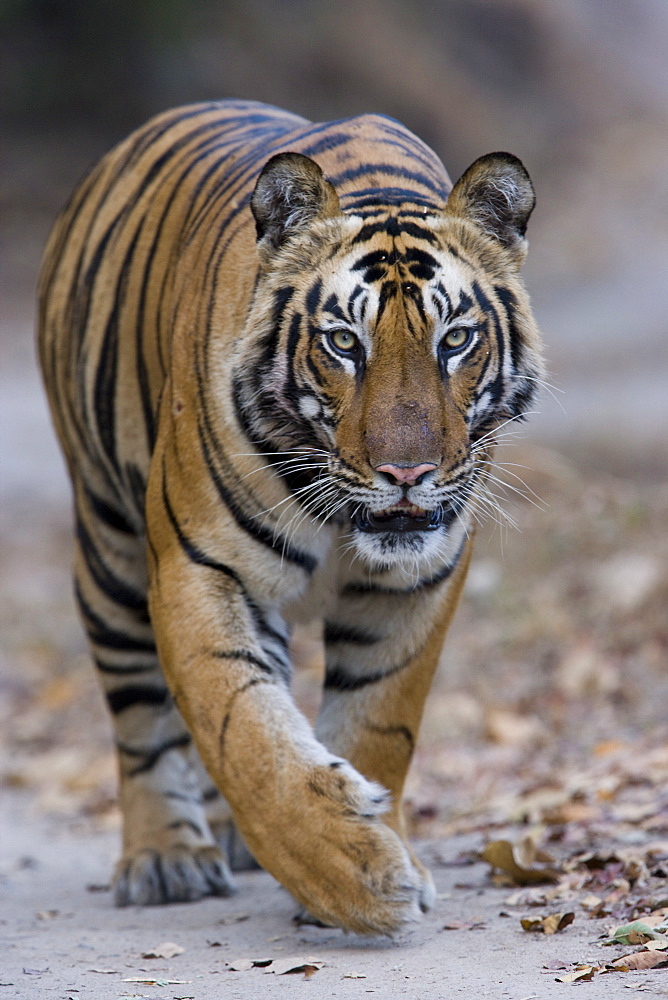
[445, 152, 535, 267]
[251, 152, 340, 254]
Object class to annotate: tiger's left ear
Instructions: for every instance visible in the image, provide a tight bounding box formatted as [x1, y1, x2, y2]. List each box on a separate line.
[251, 152, 340, 255]
[445, 152, 535, 267]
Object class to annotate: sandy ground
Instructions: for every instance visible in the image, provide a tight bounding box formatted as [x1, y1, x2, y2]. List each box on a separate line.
[5, 793, 668, 1000]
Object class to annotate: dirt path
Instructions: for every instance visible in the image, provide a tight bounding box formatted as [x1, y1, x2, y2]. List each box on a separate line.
[6, 789, 665, 1000]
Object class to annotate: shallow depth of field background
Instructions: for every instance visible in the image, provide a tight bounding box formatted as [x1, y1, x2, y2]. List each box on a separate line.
[1, 1, 667, 840]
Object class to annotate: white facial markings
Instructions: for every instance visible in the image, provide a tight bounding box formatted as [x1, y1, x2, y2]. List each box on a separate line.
[298, 394, 321, 420]
[317, 248, 380, 368]
[423, 255, 482, 373]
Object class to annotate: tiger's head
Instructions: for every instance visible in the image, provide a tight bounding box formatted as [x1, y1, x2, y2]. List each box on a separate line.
[234, 149, 544, 572]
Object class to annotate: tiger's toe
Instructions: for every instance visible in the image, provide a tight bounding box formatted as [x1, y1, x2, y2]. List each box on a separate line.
[113, 845, 235, 906]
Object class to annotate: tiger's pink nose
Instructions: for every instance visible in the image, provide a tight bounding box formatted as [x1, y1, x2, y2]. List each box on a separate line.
[375, 463, 438, 486]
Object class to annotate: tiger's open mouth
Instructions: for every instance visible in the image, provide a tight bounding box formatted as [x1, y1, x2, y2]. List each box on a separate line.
[355, 501, 444, 534]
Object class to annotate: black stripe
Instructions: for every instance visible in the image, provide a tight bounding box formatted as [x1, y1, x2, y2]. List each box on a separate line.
[211, 649, 274, 674]
[299, 124, 357, 157]
[38, 160, 103, 308]
[324, 623, 380, 646]
[161, 470, 247, 585]
[69, 191, 121, 363]
[95, 658, 156, 675]
[119, 733, 192, 776]
[322, 295, 347, 322]
[248, 285, 295, 405]
[377, 280, 398, 317]
[305, 276, 323, 316]
[160, 465, 287, 650]
[85, 488, 136, 534]
[472, 280, 505, 406]
[219, 677, 273, 752]
[494, 285, 524, 372]
[329, 162, 444, 196]
[93, 224, 143, 474]
[352, 250, 390, 283]
[75, 582, 156, 653]
[166, 819, 206, 838]
[92, 296, 119, 472]
[341, 189, 441, 210]
[106, 685, 168, 714]
[324, 661, 405, 692]
[196, 408, 316, 574]
[404, 246, 439, 280]
[125, 463, 147, 520]
[76, 518, 148, 614]
[351, 218, 438, 246]
[282, 310, 307, 416]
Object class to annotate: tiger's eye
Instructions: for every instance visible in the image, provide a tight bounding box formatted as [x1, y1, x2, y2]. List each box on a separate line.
[330, 329, 358, 353]
[442, 327, 470, 351]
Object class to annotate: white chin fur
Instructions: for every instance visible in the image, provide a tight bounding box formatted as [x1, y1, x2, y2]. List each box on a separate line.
[351, 522, 452, 572]
[348, 509, 472, 580]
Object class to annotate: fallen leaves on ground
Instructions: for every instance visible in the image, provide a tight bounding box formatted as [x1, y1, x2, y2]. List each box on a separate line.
[141, 942, 185, 959]
[482, 836, 560, 886]
[604, 917, 668, 946]
[609, 949, 668, 971]
[226, 956, 324, 978]
[122, 977, 192, 985]
[521, 912, 574, 934]
[440, 919, 486, 931]
[555, 964, 597, 983]
[217, 911, 250, 925]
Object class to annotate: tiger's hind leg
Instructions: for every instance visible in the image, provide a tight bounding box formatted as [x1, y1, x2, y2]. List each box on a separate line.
[73, 478, 235, 905]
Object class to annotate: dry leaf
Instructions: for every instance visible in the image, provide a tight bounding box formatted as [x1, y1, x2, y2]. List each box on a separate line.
[486, 708, 545, 747]
[482, 838, 560, 886]
[218, 911, 250, 925]
[225, 956, 323, 977]
[606, 920, 668, 945]
[142, 941, 185, 959]
[521, 912, 574, 934]
[268, 957, 324, 977]
[226, 958, 256, 972]
[122, 977, 191, 984]
[609, 950, 668, 972]
[555, 965, 597, 983]
[542, 802, 600, 825]
[441, 919, 486, 931]
[226, 958, 272, 971]
[644, 939, 668, 952]
[555, 642, 619, 697]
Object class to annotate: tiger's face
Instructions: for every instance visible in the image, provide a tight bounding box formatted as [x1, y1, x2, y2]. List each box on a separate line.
[236, 152, 544, 572]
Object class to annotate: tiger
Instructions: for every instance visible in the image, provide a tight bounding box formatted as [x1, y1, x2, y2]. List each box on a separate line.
[38, 99, 544, 936]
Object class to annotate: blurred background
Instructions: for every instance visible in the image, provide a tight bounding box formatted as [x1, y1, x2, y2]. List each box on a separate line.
[1, 1, 667, 845]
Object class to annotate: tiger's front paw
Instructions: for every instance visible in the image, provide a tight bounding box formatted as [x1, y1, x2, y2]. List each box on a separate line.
[237, 760, 429, 935]
[294, 858, 434, 929]
[113, 844, 235, 906]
